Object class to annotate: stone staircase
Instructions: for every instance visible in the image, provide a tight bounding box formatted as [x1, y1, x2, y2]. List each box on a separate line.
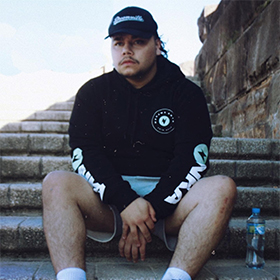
[0, 82, 279, 279]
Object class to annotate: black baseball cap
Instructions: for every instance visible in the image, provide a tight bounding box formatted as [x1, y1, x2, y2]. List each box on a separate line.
[106, 7, 158, 39]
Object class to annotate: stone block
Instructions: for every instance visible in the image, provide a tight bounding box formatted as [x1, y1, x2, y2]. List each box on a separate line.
[196, 0, 269, 78]
[208, 260, 277, 280]
[215, 227, 231, 257]
[64, 135, 71, 154]
[267, 71, 280, 139]
[235, 187, 280, 212]
[95, 262, 155, 280]
[236, 160, 273, 183]
[206, 259, 280, 279]
[207, 103, 215, 113]
[1, 156, 41, 179]
[204, 55, 227, 110]
[0, 216, 25, 250]
[29, 134, 65, 154]
[233, 80, 269, 138]
[272, 162, 280, 185]
[211, 124, 222, 137]
[210, 113, 217, 124]
[21, 121, 42, 132]
[228, 218, 247, 256]
[0, 184, 10, 208]
[19, 217, 47, 250]
[34, 262, 56, 280]
[0, 122, 21, 133]
[196, 0, 280, 138]
[41, 157, 72, 176]
[9, 183, 42, 208]
[41, 121, 69, 133]
[210, 138, 237, 158]
[85, 236, 119, 254]
[226, 34, 248, 103]
[207, 160, 236, 178]
[26, 111, 71, 121]
[238, 138, 272, 159]
[246, 0, 280, 87]
[0, 261, 41, 280]
[276, 223, 280, 259]
[47, 101, 74, 111]
[216, 79, 279, 138]
[265, 220, 280, 258]
[0, 134, 28, 154]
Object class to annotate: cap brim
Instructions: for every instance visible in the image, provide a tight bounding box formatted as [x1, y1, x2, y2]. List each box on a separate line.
[105, 28, 153, 40]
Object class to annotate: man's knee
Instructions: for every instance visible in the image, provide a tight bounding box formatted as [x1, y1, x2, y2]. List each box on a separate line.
[42, 171, 78, 205]
[179, 175, 237, 211]
[210, 175, 237, 203]
[43, 170, 66, 191]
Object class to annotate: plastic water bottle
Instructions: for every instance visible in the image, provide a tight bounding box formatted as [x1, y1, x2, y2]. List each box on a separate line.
[246, 208, 265, 269]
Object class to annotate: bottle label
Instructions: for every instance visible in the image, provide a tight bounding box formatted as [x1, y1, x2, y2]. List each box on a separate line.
[247, 223, 265, 235]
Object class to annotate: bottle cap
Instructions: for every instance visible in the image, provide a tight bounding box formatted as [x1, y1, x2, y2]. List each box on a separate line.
[252, 208, 260, 214]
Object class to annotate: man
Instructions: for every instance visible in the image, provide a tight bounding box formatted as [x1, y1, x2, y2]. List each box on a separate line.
[42, 6, 236, 280]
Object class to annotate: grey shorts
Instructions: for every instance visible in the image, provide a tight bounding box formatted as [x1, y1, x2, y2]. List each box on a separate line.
[87, 176, 178, 251]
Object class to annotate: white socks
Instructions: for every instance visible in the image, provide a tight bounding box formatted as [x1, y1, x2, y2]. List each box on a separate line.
[161, 267, 192, 280]
[56, 267, 86, 280]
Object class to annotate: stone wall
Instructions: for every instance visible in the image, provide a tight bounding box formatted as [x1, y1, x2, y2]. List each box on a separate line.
[195, 0, 280, 138]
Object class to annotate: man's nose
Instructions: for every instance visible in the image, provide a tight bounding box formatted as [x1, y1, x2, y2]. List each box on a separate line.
[122, 43, 133, 55]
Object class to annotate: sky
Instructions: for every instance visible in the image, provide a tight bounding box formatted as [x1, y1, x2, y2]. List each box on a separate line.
[0, 0, 219, 76]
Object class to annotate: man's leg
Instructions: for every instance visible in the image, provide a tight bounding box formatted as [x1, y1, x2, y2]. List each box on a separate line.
[42, 171, 114, 274]
[164, 175, 237, 279]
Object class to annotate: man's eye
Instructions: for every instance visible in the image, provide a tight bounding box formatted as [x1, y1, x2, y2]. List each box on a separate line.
[134, 40, 144, 45]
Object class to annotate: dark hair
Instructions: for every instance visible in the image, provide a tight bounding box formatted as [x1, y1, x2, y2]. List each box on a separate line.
[155, 34, 168, 58]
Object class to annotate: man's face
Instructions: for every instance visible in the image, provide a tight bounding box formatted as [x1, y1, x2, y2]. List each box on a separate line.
[111, 34, 161, 88]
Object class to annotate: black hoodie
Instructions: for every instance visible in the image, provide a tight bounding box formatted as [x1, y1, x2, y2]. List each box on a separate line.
[69, 56, 213, 219]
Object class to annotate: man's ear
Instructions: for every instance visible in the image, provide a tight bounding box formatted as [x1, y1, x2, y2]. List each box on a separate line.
[155, 38, 162, 56]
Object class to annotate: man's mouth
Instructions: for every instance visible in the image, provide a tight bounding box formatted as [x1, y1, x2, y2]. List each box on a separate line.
[120, 57, 139, 65]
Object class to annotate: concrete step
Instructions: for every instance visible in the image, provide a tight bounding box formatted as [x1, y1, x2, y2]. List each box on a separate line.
[15, 108, 219, 126]
[46, 100, 74, 111]
[0, 215, 279, 258]
[0, 183, 279, 216]
[1, 134, 279, 160]
[0, 121, 69, 134]
[25, 110, 71, 122]
[0, 133, 70, 155]
[0, 98, 222, 136]
[0, 257, 279, 280]
[0, 120, 222, 136]
[1, 122, 221, 136]
[0, 155, 279, 185]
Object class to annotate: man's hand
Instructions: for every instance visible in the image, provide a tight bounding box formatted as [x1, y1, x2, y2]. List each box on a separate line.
[120, 197, 156, 246]
[119, 229, 147, 262]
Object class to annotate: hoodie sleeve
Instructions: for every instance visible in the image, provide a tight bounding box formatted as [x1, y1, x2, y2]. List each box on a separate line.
[144, 83, 213, 219]
[68, 81, 139, 213]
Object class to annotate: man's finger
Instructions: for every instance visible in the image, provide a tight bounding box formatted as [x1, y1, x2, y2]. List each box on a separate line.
[132, 244, 139, 263]
[148, 204, 157, 222]
[118, 238, 125, 257]
[138, 223, 152, 243]
[139, 243, 146, 261]
[130, 225, 140, 246]
[145, 217, 155, 233]
[122, 224, 129, 240]
[124, 241, 132, 262]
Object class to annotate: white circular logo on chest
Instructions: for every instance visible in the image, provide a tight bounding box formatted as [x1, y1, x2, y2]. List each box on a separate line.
[151, 108, 175, 134]
[159, 115, 170, 127]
